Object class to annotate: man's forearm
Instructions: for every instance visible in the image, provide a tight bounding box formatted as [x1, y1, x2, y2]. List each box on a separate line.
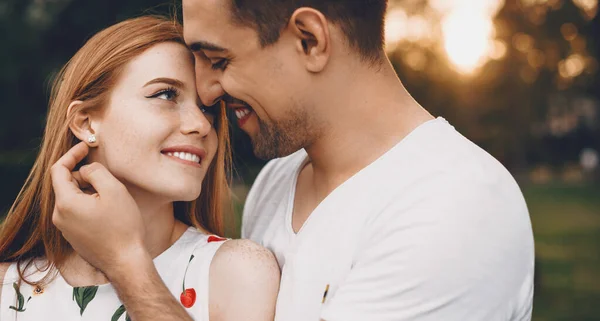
[108, 250, 192, 321]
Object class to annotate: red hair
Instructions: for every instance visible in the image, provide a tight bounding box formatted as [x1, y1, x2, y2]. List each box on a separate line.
[0, 16, 232, 286]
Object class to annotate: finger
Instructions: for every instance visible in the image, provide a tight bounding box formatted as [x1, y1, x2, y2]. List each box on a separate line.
[51, 142, 89, 199]
[55, 142, 89, 172]
[72, 171, 97, 195]
[72, 171, 92, 189]
[79, 162, 125, 196]
[52, 204, 64, 229]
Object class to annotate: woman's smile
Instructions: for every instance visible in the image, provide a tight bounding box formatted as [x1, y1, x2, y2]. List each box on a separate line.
[161, 145, 207, 168]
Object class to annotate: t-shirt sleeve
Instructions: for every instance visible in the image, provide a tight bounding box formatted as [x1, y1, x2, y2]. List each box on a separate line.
[320, 180, 534, 321]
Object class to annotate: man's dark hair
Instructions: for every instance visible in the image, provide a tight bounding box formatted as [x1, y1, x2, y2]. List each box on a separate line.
[229, 0, 388, 63]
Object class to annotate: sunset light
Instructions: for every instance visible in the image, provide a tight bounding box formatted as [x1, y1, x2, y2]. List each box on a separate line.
[385, 0, 599, 76]
[442, 9, 495, 73]
[385, 0, 506, 74]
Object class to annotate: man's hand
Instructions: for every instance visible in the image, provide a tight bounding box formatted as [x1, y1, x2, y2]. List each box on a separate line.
[50, 142, 147, 279]
[51, 142, 193, 320]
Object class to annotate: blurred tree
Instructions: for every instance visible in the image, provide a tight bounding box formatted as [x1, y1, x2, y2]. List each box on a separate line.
[1, 0, 599, 213]
[386, 0, 599, 171]
[0, 0, 177, 213]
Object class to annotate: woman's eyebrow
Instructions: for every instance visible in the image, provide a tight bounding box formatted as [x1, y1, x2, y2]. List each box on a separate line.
[143, 77, 185, 88]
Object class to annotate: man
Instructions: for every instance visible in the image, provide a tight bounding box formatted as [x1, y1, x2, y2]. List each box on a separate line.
[52, 0, 535, 320]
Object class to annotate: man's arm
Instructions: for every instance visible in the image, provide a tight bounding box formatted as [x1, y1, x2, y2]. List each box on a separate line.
[109, 250, 193, 321]
[51, 142, 192, 320]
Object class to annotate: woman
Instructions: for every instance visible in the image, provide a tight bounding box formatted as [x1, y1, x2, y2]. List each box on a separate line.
[0, 16, 279, 321]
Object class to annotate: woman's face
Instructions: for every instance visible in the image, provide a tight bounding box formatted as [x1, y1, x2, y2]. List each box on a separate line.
[90, 42, 218, 203]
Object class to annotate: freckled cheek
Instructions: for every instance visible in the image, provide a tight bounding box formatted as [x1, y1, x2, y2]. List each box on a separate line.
[97, 112, 172, 177]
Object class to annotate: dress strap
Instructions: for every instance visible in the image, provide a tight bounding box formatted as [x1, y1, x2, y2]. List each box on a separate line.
[178, 235, 228, 321]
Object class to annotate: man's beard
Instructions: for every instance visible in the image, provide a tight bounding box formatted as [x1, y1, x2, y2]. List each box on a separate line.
[250, 108, 314, 160]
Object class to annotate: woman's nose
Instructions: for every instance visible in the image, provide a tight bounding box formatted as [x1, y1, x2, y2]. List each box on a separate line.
[180, 104, 212, 137]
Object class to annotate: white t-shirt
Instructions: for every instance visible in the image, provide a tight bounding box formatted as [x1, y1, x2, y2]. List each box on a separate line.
[242, 118, 534, 321]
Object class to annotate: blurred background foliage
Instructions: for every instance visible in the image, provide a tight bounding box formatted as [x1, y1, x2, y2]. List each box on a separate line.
[0, 0, 598, 319]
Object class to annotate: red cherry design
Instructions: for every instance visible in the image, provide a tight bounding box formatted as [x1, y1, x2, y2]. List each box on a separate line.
[180, 288, 196, 308]
[207, 235, 227, 243]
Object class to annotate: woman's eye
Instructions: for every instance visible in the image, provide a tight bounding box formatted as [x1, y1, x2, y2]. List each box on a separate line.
[210, 58, 229, 71]
[147, 88, 179, 101]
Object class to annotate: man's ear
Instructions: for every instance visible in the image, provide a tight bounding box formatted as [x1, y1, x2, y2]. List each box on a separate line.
[67, 100, 98, 147]
[288, 8, 331, 73]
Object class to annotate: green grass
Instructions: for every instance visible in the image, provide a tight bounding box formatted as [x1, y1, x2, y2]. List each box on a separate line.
[523, 184, 600, 321]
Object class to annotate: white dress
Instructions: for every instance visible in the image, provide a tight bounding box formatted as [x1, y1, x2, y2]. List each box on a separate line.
[1, 227, 227, 321]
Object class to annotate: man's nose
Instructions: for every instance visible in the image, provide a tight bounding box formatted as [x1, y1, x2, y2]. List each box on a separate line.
[195, 64, 226, 107]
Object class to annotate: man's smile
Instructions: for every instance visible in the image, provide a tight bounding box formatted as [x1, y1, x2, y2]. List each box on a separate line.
[226, 97, 255, 127]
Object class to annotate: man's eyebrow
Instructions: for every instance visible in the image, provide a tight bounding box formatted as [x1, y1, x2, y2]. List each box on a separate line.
[143, 77, 185, 88]
[187, 41, 227, 53]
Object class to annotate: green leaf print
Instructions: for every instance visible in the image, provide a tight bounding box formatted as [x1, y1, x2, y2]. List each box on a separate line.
[111, 305, 126, 321]
[8, 283, 31, 312]
[111, 305, 131, 321]
[72, 286, 99, 315]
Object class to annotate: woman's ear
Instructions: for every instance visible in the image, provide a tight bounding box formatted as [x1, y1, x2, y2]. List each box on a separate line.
[288, 8, 331, 73]
[67, 101, 98, 147]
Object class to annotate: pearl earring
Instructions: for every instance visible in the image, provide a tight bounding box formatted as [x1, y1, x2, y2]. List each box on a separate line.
[87, 134, 97, 144]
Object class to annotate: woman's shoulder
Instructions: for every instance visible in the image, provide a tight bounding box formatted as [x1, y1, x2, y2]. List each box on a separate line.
[208, 240, 280, 320]
[212, 239, 280, 275]
[202, 238, 280, 283]
[178, 228, 280, 285]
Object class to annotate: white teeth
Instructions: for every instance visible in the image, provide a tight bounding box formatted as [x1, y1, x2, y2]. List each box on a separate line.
[167, 151, 201, 163]
[235, 108, 251, 120]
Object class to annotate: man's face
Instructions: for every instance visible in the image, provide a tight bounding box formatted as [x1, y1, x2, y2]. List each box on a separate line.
[182, 0, 317, 159]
